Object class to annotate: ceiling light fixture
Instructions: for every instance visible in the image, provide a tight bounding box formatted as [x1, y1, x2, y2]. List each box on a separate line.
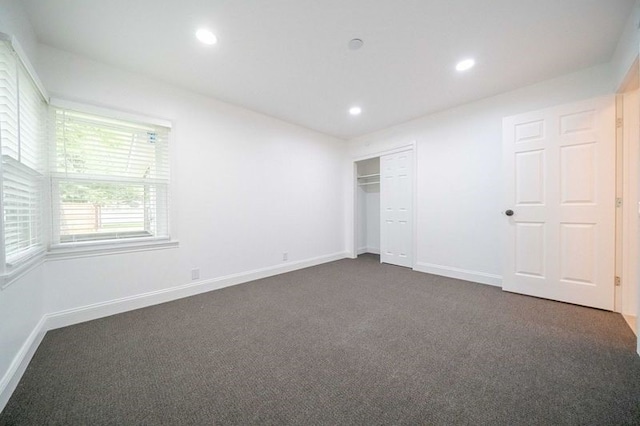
[196, 28, 218, 45]
[455, 58, 475, 72]
[349, 106, 362, 116]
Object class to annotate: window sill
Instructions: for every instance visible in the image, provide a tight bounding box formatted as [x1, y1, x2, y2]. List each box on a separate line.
[0, 239, 179, 290]
[47, 239, 179, 261]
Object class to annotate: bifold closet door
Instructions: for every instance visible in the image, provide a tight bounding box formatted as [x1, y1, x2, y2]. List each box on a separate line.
[380, 150, 413, 267]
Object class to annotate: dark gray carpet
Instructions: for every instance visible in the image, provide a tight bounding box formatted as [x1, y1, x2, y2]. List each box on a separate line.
[1, 254, 639, 425]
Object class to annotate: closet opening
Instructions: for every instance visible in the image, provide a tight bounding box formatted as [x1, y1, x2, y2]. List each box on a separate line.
[356, 157, 381, 258]
[353, 148, 414, 268]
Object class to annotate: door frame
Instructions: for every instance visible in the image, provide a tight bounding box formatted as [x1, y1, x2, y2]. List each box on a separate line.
[615, 56, 640, 326]
[349, 142, 417, 268]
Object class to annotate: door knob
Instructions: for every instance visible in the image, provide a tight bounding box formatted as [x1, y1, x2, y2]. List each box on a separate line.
[505, 209, 514, 216]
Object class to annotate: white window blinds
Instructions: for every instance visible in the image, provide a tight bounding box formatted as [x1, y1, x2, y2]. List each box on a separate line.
[0, 40, 46, 265]
[51, 108, 170, 245]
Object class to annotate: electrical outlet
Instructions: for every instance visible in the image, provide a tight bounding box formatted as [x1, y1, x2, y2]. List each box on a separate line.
[282, 252, 288, 261]
[191, 268, 200, 280]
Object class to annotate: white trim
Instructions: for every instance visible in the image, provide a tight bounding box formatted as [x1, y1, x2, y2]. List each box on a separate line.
[0, 251, 348, 412]
[44, 251, 347, 330]
[50, 173, 169, 186]
[357, 247, 380, 255]
[50, 98, 172, 129]
[6, 246, 45, 268]
[414, 262, 503, 287]
[623, 315, 637, 336]
[350, 142, 417, 260]
[620, 89, 639, 317]
[0, 242, 178, 289]
[412, 142, 418, 269]
[0, 251, 45, 290]
[0, 33, 49, 102]
[352, 143, 415, 163]
[47, 239, 179, 261]
[615, 93, 624, 313]
[0, 316, 47, 412]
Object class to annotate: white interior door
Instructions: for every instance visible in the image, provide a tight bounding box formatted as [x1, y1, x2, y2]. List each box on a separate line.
[381, 150, 413, 267]
[502, 96, 616, 310]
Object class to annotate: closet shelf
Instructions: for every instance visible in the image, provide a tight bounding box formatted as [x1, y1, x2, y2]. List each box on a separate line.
[357, 173, 381, 179]
[358, 181, 380, 186]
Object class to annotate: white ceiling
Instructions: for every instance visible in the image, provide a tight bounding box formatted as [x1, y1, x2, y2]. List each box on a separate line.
[23, 0, 635, 139]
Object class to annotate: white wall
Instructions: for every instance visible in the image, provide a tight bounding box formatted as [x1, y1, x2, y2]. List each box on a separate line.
[366, 191, 380, 252]
[347, 64, 615, 285]
[0, 265, 44, 408]
[0, 12, 347, 405]
[0, 0, 38, 60]
[355, 189, 380, 254]
[357, 187, 367, 251]
[36, 44, 346, 314]
[611, 0, 640, 90]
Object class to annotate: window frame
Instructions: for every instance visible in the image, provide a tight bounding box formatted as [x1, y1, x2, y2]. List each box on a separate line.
[48, 98, 173, 252]
[0, 35, 178, 290]
[0, 33, 49, 287]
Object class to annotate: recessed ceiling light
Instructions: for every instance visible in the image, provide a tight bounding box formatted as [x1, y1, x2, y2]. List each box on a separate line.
[348, 38, 364, 50]
[196, 28, 218, 45]
[456, 58, 475, 72]
[349, 106, 362, 116]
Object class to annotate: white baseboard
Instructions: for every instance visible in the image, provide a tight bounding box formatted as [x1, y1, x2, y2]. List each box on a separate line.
[0, 316, 47, 412]
[45, 251, 349, 331]
[414, 262, 502, 287]
[357, 247, 380, 255]
[0, 251, 348, 412]
[623, 315, 637, 336]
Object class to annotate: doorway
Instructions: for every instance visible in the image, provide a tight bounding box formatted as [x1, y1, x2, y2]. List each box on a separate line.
[355, 157, 381, 257]
[616, 57, 639, 335]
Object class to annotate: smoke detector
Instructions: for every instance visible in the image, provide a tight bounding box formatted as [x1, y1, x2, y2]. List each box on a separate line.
[348, 38, 364, 50]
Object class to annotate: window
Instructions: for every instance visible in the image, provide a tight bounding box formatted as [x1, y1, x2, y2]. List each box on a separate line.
[0, 39, 46, 268]
[0, 34, 173, 283]
[51, 107, 170, 247]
